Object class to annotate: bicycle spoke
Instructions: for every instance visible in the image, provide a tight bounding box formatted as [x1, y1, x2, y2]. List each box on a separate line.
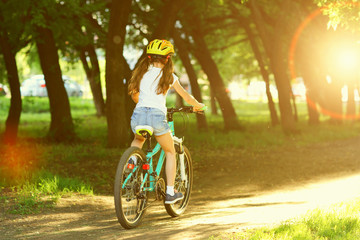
[114, 147, 148, 229]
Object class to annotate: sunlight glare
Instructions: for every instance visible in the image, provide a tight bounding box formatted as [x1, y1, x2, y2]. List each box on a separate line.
[337, 48, 358, 70]
[228, 82, 245, 100]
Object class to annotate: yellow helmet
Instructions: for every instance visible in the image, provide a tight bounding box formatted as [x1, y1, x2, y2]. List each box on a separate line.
[146, 39, 174, 56]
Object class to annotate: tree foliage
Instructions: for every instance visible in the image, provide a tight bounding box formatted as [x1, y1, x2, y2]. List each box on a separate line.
[315, 0, 360, 31]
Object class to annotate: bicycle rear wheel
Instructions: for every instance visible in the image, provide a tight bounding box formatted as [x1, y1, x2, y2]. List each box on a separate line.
[114, 147, 147, 229]
[165, 145, 193, 217]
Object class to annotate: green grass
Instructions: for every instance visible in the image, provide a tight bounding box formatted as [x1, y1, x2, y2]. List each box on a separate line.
[210, 198, 360, 240]
[1, 96, 95, 114]
[174, 111, 360, 152]
[0, 171, 93, 214]
[28, 171, 93, 195]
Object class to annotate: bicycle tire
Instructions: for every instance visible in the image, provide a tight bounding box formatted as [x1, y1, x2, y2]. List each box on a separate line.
[114, 147, 147, 229]
[164, 145, 193, 217]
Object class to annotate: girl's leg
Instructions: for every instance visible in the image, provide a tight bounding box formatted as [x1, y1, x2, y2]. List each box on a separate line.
[125, 134, 145, 170]
[156, 132, 183, 203]
[154, 132, 176, 186]
[131, 134, 146, 148]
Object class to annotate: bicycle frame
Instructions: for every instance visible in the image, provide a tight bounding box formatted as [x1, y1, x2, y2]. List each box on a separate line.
[121, 121, 175, 192]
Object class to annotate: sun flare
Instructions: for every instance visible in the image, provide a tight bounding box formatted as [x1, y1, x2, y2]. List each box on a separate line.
[337, 49, 359, 70]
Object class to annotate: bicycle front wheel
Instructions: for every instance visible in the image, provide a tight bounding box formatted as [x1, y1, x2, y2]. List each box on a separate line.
[165, 145, 193, 217]
[114, 147, 147, 229]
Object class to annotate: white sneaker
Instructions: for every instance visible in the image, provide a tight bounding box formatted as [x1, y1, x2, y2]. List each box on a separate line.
[165, 192, 184, 204]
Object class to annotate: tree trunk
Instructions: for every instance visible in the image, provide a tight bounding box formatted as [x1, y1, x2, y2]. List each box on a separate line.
[79, 45, 106, 117]
[325, 76, 343, 123]
[175, 92, 184, 108]
[291, 92, 298, 122]
[300, 66, 320, 125]
[189, 24, 241, 130]
[346, 82, 356, 120]
[35, 26, 75, 141]
[151, 0, 184, 40]
[357, 84, 360, 121]
[122, 55, 135, 126]
[172, 29, 208, 130]
[358, 86, 360, 121]
[272, 43, 297, 132]
[106, 0, 132, 148]
[295, 34, 323, 125]
[192, 36, 241, 130]
[249, 0, 296, 134]
[305, 92, 320, 124]
[0, 31, 22, 145]
[210, 87, 218, 115]
[244, 22, 279, 126]
[134, 0, 185, 63]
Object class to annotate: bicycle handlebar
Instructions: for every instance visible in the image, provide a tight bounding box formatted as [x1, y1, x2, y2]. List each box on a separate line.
[167, 106, 207, 114]
[167, 106, 194, 114]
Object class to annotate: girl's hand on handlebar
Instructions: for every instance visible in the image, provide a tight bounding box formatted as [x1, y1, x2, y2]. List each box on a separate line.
[193, 103, 207, 112]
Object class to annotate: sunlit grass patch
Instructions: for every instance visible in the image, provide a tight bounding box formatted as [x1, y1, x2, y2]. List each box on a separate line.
[303, 203, 360, 239]
[210, 198, 360, 240]
[1, 171, 93, 215]
[29, 171, 93, 195]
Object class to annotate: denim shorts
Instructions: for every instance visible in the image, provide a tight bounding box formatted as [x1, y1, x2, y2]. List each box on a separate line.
[131, 107, 170, 136]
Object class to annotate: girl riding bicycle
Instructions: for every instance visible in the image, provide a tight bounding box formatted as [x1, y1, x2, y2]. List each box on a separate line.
[128, 39, 204, 204]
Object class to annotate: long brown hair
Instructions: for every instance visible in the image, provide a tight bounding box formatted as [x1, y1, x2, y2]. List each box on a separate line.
[128, 55, 174, 95]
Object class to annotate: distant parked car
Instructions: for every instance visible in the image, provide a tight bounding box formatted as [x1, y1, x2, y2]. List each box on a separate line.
[21, 75, 83, 97]
[0, 83, 7, 96]
[20, 75, 47, 97]
[63, 76, 83, 97]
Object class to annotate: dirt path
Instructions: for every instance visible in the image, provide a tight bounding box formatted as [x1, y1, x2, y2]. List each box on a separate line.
[1, 136, 360, 240]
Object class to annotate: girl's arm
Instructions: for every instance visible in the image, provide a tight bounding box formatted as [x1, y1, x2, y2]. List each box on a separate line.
[131, 92, 139, 103]
[172, 80, 204, 110]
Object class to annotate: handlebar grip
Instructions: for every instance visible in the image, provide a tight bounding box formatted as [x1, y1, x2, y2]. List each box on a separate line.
[199, 106, 208, 111]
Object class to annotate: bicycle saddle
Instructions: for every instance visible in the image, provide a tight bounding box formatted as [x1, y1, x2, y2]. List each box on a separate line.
[135, 125, 154, 137]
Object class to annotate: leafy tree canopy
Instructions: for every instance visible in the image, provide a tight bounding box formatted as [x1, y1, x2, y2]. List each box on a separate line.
[315, 0, 360, 31]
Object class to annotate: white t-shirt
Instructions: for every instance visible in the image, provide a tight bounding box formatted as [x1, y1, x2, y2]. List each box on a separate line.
[135, 66, 178, 114]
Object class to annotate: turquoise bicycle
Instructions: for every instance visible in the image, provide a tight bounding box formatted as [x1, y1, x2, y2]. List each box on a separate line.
[114, 106, 199, 229]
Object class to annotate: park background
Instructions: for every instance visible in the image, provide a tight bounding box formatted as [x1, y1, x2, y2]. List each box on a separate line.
[1, 0, 360, 239]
